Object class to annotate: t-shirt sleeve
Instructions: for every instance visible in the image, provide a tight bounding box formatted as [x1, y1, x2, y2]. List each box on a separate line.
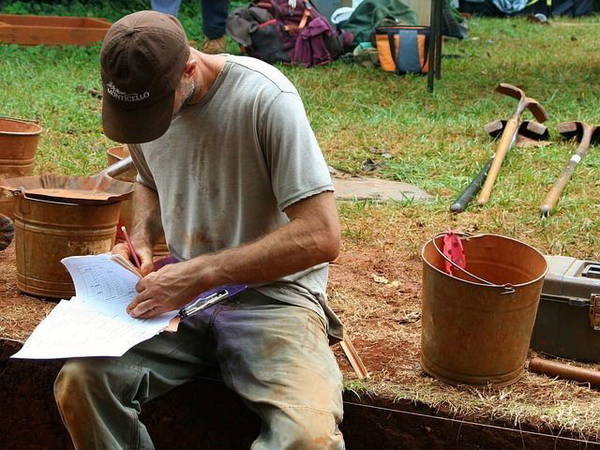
[127, 144, 158, 191]
[260, 91, 334, 211]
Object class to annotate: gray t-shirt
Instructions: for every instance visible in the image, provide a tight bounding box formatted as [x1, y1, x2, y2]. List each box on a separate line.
[128, 55, 342, 341]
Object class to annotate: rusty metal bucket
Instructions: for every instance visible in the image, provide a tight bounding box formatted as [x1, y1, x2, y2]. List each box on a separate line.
[13, 195, 121, 298]
[421, 233, 548, 387]
[0, 117, 42, 217]
[1, 172, 133, 298]
[107, 145, 169, 256]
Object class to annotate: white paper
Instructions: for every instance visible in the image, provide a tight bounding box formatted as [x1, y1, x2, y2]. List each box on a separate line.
[62, 254, 140, 316]
[12, 254, 178, 360]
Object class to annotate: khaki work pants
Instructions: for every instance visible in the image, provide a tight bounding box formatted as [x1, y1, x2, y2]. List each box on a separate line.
[54, 290, 344, 450]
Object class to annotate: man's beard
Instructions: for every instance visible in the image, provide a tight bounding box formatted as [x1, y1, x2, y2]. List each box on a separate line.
[174, 80, 198, 117]
[182, 80, 198, 107]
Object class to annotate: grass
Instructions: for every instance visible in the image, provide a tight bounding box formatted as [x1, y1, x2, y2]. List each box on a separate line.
[2, 0, 600, 436]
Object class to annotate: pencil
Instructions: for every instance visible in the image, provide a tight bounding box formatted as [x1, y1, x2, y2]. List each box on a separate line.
[121, 226, 142, 269]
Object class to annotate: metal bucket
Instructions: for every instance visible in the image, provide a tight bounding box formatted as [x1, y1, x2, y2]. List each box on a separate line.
[421, 233, 548, 387]
[14, 195, 121, 298]
[106, 145, 169, 256]
[0, 117, 42, 217]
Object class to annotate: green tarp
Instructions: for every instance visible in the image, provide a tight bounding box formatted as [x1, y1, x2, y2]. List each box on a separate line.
[339, 0, 418, 45]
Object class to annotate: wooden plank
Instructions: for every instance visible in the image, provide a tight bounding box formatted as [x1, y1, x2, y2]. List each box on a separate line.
[340, 338, 370, 380]
[0, 14, 110, 46]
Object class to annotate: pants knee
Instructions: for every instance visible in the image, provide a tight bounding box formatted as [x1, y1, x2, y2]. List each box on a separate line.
[279, 408, 344, 450]
[54, 359, 107, 418]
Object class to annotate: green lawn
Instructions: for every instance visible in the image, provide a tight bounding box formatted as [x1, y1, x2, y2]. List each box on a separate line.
[1, 3, 598, 260]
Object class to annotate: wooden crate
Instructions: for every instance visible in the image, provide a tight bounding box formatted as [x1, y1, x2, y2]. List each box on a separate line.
[0, 14, 111, 46]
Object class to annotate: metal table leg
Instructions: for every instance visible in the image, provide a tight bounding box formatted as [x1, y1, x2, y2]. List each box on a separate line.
[427, 0, 443, 92]
[435, 0, 443, 80]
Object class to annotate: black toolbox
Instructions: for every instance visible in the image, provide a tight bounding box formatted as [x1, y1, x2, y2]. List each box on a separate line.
[530, 255, 600, 362]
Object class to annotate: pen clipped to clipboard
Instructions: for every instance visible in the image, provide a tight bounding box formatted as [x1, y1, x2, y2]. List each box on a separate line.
[166, 284, 247, 332]
[178, 284, 248, 319]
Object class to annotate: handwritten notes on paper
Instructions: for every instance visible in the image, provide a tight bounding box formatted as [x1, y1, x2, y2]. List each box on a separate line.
[12, 254, 178, 360]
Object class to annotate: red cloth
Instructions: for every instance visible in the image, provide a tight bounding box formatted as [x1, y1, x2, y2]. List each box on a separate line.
[442, 232, 466, 275]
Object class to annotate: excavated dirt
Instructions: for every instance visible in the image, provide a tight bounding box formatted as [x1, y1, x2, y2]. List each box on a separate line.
[3, 230, 600, 445]
[0, 245, 54, 341]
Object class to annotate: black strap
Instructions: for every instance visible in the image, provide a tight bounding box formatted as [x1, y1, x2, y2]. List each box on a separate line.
[394, 29, 421, 74]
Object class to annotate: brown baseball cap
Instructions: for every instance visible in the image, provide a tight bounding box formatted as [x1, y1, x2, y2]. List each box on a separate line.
[101, 11, 190, 143]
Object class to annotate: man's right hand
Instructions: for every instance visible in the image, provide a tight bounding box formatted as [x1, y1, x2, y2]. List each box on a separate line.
[112, 241, 154, 276]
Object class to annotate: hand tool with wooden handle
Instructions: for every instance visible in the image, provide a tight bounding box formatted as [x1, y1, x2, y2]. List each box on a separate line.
[477, 84, 548, 205]
[529, 357, 600, 388]
[540, 122, 600, 217]
[450, 121, 548, 213]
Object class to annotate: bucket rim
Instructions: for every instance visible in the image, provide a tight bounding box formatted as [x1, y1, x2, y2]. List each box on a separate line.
[0, 174, 134, 205]
[0, 117, 43, 136]
[421, 233, 548, 290]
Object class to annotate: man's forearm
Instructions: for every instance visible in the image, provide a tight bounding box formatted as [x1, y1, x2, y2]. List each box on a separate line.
[184, 192, 340, 290]
[131, 182, 163, 248]
[129, 192, 340, 319]
[199, 220, 337, 287]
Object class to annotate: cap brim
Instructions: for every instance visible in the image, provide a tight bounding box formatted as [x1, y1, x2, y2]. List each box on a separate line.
[102, 92, 175, 144]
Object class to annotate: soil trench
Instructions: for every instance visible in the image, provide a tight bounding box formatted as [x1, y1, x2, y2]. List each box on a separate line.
[2, 237, 600, 445]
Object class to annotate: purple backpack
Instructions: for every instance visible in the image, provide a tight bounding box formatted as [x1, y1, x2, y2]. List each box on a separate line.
[226, 0, 352, 67]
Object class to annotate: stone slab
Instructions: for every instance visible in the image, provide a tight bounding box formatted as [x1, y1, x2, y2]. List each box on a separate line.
[333, 177, 433, 203]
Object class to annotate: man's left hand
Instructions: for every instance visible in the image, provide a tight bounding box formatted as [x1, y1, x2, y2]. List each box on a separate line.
[127, 261, 205, 319]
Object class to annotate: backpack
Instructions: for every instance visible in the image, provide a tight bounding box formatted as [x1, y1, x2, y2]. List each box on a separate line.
[375, 25, 430, 74]
[226, 0, 352, 67]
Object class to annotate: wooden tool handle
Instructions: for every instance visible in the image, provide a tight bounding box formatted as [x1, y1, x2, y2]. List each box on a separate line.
[540, 163, 576, 216]
[529, 357, 600, 387]
[340, 338, 369, 380]
[477, 119, 519, 205]
[540, 128, 592, 216]
[450, 158, 493, 213]
[540, 158, 579, 216]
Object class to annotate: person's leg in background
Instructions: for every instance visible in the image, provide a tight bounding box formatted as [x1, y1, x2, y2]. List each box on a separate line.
[150, 0, 182, 16]
[200, 0, 229, 54]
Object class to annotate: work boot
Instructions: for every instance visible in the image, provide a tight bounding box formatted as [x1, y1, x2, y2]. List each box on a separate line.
[201, 36, 226, 54]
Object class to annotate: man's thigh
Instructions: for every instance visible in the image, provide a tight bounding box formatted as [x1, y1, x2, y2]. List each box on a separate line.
[212, 290, 343, 415]
[56, 306, 219, 406]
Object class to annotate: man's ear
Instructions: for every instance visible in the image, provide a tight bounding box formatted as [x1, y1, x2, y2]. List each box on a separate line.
[182, 58, 197, 79]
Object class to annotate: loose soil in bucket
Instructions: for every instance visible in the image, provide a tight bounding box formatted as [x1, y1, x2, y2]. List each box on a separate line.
[2, 210, 600, 443]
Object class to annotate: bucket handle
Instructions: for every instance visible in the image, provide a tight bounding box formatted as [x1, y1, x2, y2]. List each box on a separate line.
[13, 188, 79, 207]
[432, 232, 516, 295]
[14, 187, 31, 215]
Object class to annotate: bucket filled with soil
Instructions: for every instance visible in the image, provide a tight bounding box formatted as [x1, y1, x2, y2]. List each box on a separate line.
[0, 117, 42, 217]
[0, 172, 133, 298]
[421, 233, 548, 387]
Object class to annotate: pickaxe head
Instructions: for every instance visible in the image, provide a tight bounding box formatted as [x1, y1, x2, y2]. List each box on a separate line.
[495, 83, 548, 123]
[557, 121, 600, 145]
[485, 120, 549, 141]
